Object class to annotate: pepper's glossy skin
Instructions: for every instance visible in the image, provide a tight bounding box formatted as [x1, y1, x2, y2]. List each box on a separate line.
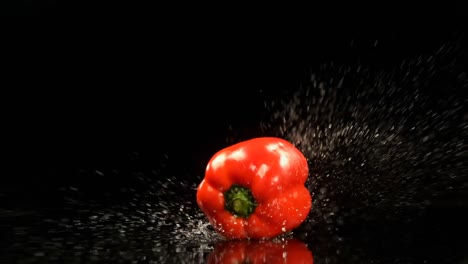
[197, 137, 312, 239]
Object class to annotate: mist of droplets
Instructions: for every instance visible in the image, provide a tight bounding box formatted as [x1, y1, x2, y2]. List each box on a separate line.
[4, 167, 223, 263]
[260, 43, 467, 237]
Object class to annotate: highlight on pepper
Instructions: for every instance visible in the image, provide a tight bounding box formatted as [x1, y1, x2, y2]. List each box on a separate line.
[196, 137, 312, 239]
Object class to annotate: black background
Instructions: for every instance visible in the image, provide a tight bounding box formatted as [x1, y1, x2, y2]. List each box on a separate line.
[3, 6, 467, 202]
[1, 5, 467, 263]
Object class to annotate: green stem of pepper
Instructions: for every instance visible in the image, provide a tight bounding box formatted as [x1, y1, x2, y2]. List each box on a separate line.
[224, 185, 257, 218]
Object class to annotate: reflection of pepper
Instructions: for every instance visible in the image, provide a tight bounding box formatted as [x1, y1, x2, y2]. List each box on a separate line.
[207, 238, 313, 264]
[197, 137, 312, 239]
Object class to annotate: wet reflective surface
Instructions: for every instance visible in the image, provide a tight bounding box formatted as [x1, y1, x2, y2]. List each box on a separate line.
[1, 202, 467, 263]
[207, 239, 313, 263]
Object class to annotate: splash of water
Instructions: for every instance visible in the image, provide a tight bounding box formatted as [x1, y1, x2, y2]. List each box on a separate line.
[3, 40, 467, 263]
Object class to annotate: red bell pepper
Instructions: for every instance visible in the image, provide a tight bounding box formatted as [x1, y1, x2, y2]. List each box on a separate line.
[196, 137, 312, 239]
[207, 238, 314, 264]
